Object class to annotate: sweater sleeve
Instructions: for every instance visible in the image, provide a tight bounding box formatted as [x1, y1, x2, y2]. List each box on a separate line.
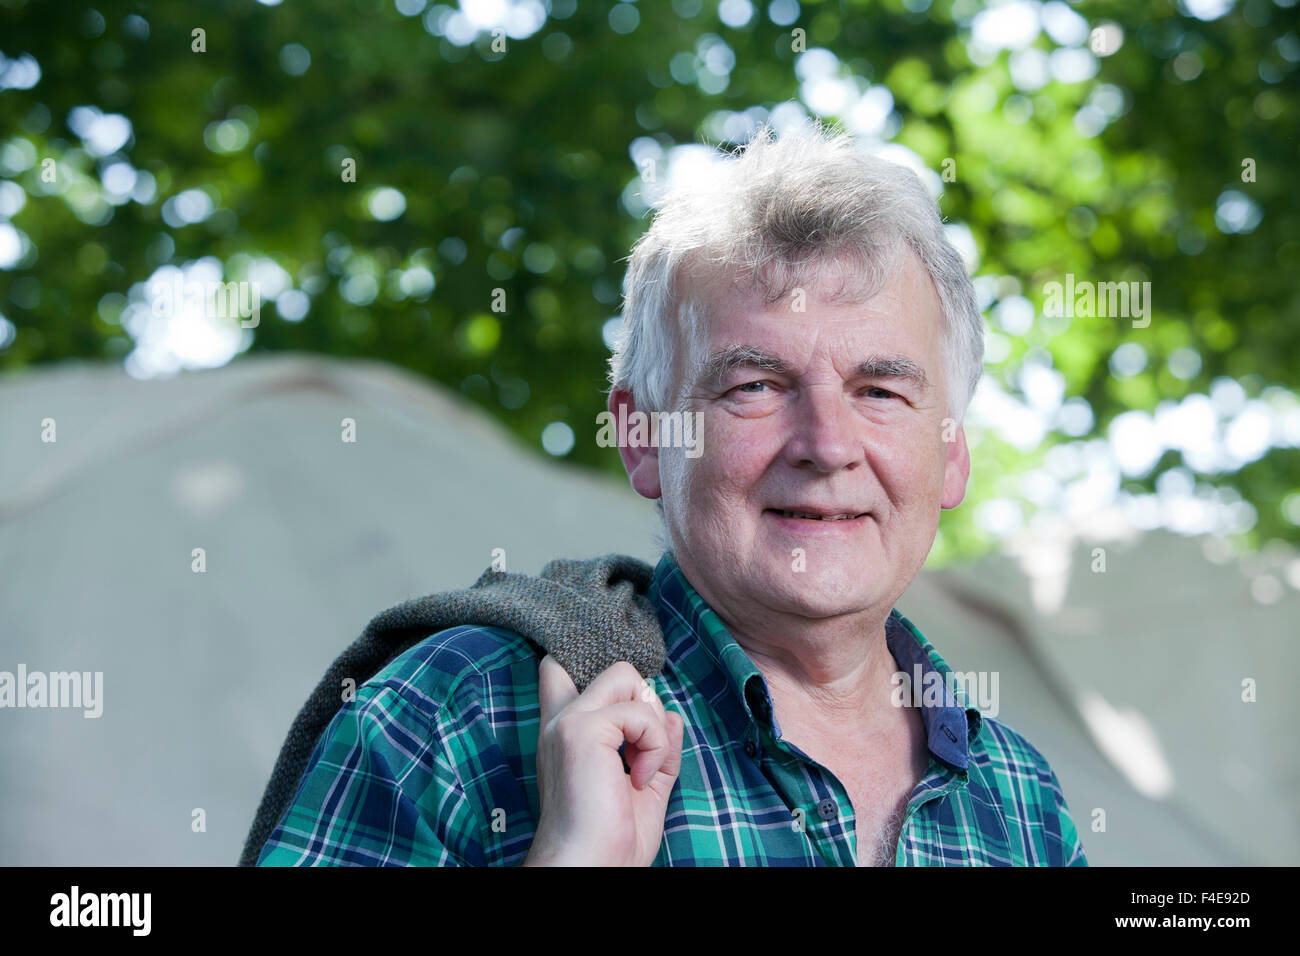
[256, 683, 485, 866]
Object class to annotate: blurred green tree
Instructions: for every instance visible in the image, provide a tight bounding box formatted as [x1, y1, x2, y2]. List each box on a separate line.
[0, 0, 1296, 563]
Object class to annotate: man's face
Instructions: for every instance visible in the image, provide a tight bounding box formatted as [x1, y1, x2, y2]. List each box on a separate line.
[615, 247, 970, 625]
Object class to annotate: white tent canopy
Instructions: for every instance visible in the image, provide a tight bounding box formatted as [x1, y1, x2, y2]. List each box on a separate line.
[1, 354, 1293, 864]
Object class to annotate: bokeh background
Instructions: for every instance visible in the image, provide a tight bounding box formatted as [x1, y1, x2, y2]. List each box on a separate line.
[0, 0, 1297, 865]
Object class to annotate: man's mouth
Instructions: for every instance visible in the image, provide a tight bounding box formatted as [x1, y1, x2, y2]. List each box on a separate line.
[766, 509, 869, 522]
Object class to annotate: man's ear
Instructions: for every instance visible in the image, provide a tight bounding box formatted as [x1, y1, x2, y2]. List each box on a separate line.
[607, 387, 662, 502]
[940, 424, 971, 510]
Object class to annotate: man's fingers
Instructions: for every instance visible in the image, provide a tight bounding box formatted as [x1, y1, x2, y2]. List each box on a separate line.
[632, 709, 685, 794]
[660, 711, 685, 782]
[567, 659, 651, 713]
[597, 701, 676, 790]
[537, 654, 579, 727]
[538, 656, 680, 792]
[639, 675, 667, 720]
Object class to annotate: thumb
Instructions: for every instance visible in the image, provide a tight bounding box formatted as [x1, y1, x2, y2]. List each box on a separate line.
[646, 710, 685, 798]
[537, 654, 579, 727]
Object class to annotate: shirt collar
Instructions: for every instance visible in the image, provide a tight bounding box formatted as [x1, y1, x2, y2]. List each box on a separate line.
[649, 549, 982, 772]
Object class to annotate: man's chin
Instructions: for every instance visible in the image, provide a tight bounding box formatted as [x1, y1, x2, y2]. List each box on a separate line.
[752, 562, 882, 619]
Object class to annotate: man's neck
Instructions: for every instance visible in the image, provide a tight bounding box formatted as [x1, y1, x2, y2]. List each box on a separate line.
[666, 550, 904, 731]
[725, 614, 902, 735]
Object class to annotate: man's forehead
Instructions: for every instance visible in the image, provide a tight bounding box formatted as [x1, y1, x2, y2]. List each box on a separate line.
[685, 261, 937, 354]
[681, 255, 856, 313]
[681, 246, 935, 327]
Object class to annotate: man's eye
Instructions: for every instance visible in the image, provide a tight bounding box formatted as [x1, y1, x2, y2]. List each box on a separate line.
[865, 386, 897, 399]
[731, 381, 770, 394]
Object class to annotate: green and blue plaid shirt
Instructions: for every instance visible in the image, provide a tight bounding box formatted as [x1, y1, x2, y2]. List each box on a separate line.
[259, 551, 1088, 866]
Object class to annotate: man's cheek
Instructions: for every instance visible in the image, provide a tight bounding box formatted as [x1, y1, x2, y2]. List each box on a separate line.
[706, 435, 759, 484]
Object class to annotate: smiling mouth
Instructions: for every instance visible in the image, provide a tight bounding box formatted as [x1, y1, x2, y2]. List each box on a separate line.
[766, 509, 869, 522]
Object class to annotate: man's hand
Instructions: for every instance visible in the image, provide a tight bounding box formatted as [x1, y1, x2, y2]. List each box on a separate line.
[522, 655, 684, 866]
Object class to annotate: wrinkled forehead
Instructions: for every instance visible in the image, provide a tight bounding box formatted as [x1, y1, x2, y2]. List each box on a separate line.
[677, 243, 906, 320]
[672, 241, 927, 358]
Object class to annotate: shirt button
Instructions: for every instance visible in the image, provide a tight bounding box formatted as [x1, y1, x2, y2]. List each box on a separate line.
[743, 739, 758, 758]
[817, 798, 838, 820]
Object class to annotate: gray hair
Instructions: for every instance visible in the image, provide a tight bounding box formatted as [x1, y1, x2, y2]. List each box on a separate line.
[608, 119, 984, 423]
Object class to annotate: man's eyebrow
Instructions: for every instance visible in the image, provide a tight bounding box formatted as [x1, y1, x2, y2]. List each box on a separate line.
[697, 347, 931, 390]
[855, 355, 930, 389]
[696, 345, 795, 386]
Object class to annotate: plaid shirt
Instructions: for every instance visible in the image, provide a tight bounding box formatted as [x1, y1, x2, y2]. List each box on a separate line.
[258, 551, 1088, 866]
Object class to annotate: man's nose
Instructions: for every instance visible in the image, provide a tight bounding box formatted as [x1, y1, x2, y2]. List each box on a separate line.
[783, 386, 861, 473]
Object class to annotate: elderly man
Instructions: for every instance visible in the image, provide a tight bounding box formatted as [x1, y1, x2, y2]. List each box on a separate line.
[254, 121, 1086, 867]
